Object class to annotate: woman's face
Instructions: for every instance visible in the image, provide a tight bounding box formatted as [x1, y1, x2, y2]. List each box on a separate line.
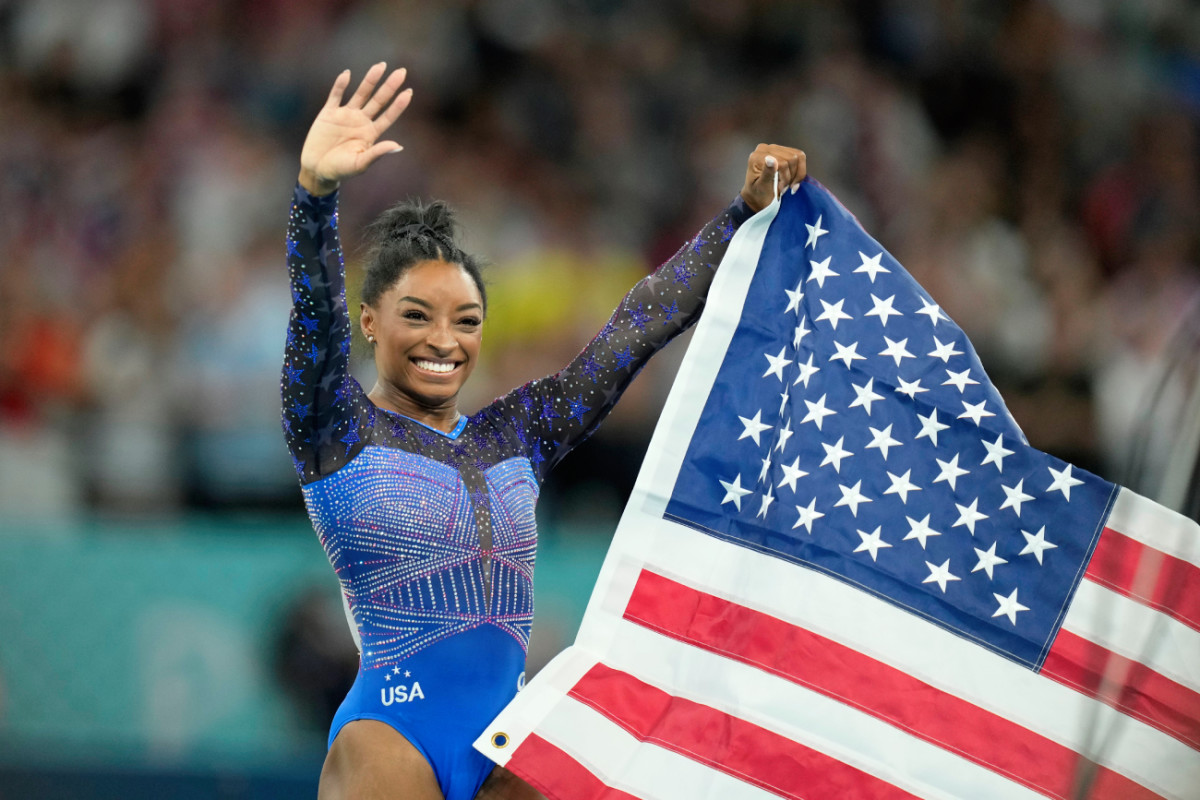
[361, 259, 484, 414]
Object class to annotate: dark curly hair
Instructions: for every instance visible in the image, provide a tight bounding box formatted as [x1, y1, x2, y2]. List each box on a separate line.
[361, 199, 487, 312]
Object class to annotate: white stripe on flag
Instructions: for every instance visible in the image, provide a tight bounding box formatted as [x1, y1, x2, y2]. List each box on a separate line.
[607, 515, 1197, 797]
[1106, 490, 1200, 567]
[536, 696, 784, 800]
[1064, 579, 1200, 693]
[600, 620, 1047, 800]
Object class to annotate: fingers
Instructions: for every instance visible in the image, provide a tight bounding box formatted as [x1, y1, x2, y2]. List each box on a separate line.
[359, 140, 404, 171]
[346, 62, 388, 109]
[374, 86, 413, 133]
[324, 69, 352, 109]
[362, 67, 408, 119]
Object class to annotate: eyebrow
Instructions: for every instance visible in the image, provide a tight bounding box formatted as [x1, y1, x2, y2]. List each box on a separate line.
[397, 296, 483, 312]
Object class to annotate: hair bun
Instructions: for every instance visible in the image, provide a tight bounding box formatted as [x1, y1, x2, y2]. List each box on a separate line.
[374, 199, 457, 246]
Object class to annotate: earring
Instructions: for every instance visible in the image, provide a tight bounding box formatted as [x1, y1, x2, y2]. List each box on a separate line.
[367, 335, 375, 343]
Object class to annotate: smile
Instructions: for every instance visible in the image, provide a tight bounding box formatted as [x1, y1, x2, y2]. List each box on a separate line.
[414, 359, 458, 374]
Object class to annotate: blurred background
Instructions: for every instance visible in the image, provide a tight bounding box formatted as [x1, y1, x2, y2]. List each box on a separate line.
[1, 0, 1198, 796]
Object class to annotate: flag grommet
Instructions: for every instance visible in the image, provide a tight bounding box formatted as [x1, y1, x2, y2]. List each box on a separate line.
[491, 732, 510, 748]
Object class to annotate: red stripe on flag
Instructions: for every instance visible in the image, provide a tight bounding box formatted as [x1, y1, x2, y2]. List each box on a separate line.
[569, 663, 921, 800]
[506, 734, 640, 800]
[1086, 527, 1200, 632]
[624, 569, 1159, 800]
[1044, 629, 1200, 749]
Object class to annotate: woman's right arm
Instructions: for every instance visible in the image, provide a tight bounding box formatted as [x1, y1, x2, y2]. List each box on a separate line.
[280, 64, 413, 483]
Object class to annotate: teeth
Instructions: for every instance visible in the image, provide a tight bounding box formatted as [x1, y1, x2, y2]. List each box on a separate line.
[416, 360, 456, 373]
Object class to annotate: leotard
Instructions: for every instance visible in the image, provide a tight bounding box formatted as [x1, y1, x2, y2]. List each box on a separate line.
[281, 184, 750, 799]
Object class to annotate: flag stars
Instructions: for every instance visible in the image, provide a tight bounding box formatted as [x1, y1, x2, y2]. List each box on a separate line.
[854, 526, 892, 562]
[854, 251, 890, 282]
[972, 542, 1008, 579]
[807, 256, 838, 288]
[992, 588, 1029, 626]
[834, 480, 872, 517]
[958, 400, 995, 426]
[923, 559, 960, 593]
[757, 487, 775, 519]
[903, 514, 941, 548]
[849, 378, 885, 415]
[815, 298, 852, 329]
[793, 498, 824, 533]
[943, 368, 979, 393]
[775, 420, 794, 453]
[820, 436, 853, 472]
[933, 454, 970, 491]
[879, 336, 916, 367]
[1046, 464, 1084, 501]
[981, 434, 1014, 473]
[801, 394, 837, 430]
[895, 376, 928, 400]
[805, 215, 829, 250]
[829, 341, 866, 368]
[784, 282, 804, 314]
[999, 479, 1034, 517]
[719, 474, 753, 511]
[865, 294, 903, 326]
[737, 410, 773, 445]
[1019, 526, 1057, 564]
[928, 337, 964, 362]
[763, 348, 792, 382]
[884, 469, 922, 504]
[777, 457, 808, 492]
[793, 353, 820, 388]
[915, 298, 948, 325]
[758, 453, 773, 484]
[866, 424, 903, 460]
[915, 410, 950, 447]
[952, 498, 989, 535]
[793, 318, 812, 348]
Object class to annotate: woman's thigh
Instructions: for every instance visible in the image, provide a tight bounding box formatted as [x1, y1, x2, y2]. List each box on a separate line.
[475, 766, 546, 800]
[318, 719, 444, 800]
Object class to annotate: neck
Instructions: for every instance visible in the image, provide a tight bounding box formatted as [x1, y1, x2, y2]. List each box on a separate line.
[368, 384, 461, 433]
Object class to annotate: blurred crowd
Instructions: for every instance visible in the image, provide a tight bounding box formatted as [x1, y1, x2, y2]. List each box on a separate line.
[1, 0, 1198, 522]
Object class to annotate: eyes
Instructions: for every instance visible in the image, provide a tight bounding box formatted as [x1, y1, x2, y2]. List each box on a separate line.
[400, 308, 481, 328]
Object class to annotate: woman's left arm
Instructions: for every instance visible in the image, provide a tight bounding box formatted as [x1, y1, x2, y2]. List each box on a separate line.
[515, 145, 805, 475]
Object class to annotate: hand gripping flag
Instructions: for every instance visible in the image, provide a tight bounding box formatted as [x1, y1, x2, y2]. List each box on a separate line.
[477, 180, 1200, 799]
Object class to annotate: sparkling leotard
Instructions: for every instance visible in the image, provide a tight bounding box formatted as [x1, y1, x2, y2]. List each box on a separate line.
[282, 184, 749, 799]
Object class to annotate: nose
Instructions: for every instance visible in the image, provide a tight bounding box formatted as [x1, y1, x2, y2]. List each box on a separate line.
[425, 320, 457, 354]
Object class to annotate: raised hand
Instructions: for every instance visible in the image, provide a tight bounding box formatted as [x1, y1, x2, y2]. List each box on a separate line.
[740, 144, 806, 213]
[298, 63, 413, 196]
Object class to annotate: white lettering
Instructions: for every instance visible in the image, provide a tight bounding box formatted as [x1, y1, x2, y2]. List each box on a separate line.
[380, 683, 426, 706]
[516, 671, 525, 692]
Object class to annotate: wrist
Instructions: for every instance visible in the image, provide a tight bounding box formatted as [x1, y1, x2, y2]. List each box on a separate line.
[298, 167, 339, 197]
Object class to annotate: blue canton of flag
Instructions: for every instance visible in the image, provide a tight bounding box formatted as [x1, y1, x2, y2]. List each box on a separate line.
[664, 181, 1117, 669]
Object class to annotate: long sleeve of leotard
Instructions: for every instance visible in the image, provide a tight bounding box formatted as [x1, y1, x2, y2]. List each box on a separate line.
[281, 184, 373, 484]
[484, 197, 755, 480]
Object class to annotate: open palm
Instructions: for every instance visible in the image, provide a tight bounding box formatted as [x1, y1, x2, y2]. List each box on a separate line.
[299, 63, 412, 195]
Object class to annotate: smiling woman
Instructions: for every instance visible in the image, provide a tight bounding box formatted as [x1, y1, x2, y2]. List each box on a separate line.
[280, 63, 804, 800]
[358, 201, 486, 431]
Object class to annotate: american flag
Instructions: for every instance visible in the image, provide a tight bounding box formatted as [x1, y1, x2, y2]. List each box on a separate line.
[477, 180, 1200, 799]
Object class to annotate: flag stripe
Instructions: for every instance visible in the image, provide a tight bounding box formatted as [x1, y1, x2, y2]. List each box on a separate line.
[623, 568, 1159, 800]
[1105, 488, 1200, 568]
[506, 735, 640, 800]
[568, 662, 922, 800]
[1086, 528, 1200, 632]
[1063, 579, 1200, 693]
[610, 512, 1197, 790]
[1044, 629, 1200, 748]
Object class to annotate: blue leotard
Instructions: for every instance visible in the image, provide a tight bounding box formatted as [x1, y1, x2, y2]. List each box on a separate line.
[281, 184, 749, 799]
